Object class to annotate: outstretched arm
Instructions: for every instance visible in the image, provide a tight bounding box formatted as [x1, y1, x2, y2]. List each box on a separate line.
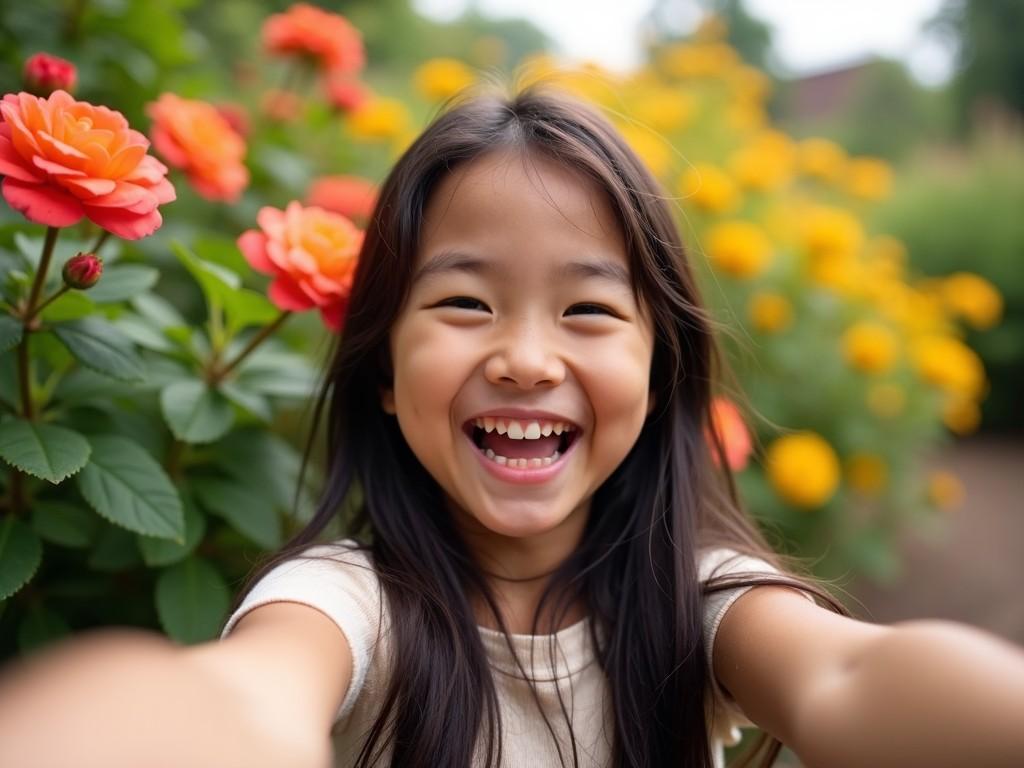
[713, 585, 1024, 768]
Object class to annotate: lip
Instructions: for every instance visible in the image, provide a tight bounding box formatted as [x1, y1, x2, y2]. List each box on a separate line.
[463, 407, 582, 431]
[462, 427, 581, 485]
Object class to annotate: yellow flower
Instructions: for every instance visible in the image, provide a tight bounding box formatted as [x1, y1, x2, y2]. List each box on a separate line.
[846, 453, 888, 496]
[346, 97, 410, 141]
[845, 157, 893, 200]
[727, 65, 772, 105]
[842, 322, 899, 374]
[725, 101, 767, 133]
[866, 383, 906, 418]
[706, 220, 773, 278]
[942, 395, 982, 435]
[729, 131, 795, 191]
[632, 86, 694, 133]
[910, 335, 987, 399]
[864, 236, 907, 282]
[927, 470, 964, 511]
[765, 432, 841, 508]
[413, 58, 476, 102]
[798, 138, 847, 182]
[748, 292, 792, 333]
[940, 272, 1004, 330]
[658, 42, 737, 79]
[678, 163, 739, 214]
[800, 205, 864, 259]
[619, 124, 672, 178]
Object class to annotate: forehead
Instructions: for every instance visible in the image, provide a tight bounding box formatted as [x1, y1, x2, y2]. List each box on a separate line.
[416, 149, 629, 280]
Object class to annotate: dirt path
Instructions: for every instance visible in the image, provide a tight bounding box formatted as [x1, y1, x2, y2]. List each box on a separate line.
[849, 433, 1024, 644]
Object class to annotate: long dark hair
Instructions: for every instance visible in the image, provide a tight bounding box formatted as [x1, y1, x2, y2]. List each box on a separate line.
[227, 80, 849, 767]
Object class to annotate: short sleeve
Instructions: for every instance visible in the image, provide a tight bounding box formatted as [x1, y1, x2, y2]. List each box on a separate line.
[698, 547, 815, 747]
[219, 539, 382, 724]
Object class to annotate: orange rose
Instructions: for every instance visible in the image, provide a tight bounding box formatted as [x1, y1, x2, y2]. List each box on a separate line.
[237, 202, 363, 333]
[0, 90, 175, 239]
[147, 93, 249, 203]
[306, 175, 377, 223]
[705, 396, 753, 471]
[262, 3, 365, 75]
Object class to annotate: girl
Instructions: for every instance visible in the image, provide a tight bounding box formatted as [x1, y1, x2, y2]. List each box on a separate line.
[1, 84, 1023, 768]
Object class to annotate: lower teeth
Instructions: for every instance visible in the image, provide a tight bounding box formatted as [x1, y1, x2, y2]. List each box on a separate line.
[483, 447, 561, 468]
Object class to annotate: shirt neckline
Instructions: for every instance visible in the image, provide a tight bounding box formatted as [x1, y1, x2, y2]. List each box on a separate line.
[476, 615, 596, 681]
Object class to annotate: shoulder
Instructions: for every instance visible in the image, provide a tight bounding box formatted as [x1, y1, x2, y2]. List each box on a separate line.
[710, 559, 891, 752]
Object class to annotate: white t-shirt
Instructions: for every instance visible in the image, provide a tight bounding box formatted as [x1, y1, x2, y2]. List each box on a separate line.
[220, 540, 802, 767]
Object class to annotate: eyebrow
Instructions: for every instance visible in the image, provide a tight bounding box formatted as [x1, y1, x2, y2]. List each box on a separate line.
[412, 249, 632, 290]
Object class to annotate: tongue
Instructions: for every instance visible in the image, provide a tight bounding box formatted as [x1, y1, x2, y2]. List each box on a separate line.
[480, 432, 560, 459]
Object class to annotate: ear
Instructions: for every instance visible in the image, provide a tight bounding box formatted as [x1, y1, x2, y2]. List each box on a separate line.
[380, 386, 396, 415]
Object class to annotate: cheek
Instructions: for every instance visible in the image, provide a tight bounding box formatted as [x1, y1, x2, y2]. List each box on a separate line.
[578, 337, 653, 450]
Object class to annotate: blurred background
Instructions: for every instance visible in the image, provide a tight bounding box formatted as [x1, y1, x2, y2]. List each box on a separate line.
[0, 2, 1021, 747]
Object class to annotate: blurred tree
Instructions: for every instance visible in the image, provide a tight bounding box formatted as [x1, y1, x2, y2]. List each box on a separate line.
[645, 0, 775, 72]
[927, 0, 1024, 131]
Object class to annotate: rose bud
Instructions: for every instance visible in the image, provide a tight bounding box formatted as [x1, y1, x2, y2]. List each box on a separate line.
[23, 52, 78, 96]
[62, 252, 103, 289]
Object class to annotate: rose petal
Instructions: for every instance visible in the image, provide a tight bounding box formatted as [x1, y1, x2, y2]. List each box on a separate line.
[0, 136, 43, 183]
[320, 299, 345, 333]
[84, 204, 162, 241]
[268, 274, 316, 311]
[2, 177, 84, 227]
[88, 181, 153, 210]
[237, 230, 276, 274]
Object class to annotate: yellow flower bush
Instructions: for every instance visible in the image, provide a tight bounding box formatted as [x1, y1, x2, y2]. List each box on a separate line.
[678, 163, 740, 214]
[748, 291, 792, 333]
[765, 433, 841, 509]
[846, 453, 888, 496]
[414, 57, 477, 102]
[842, 322, 899, 374]
[939, 272, 1004, 330]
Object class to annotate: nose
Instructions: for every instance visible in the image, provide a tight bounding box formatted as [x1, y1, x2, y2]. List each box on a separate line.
[484, 322, 566, 390]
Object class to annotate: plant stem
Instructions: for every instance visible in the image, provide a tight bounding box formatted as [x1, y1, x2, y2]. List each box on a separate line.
[24, 227, 59, 319]
[90, 229, 111, 255]
[164, 438, 187, 481]
[207, 311, 292, 385]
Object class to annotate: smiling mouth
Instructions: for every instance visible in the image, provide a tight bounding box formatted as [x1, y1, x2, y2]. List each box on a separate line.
[460, 421, 581, 467]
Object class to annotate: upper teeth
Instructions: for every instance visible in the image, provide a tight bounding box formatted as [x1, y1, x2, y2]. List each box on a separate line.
[472, 417, 576, 440]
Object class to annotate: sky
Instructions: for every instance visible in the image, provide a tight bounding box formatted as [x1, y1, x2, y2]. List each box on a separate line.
[412, 0, 955, 86]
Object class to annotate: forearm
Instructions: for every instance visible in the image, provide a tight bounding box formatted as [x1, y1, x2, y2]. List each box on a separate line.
[0, 628, 327, 768]
[796, 620, 1024, 768]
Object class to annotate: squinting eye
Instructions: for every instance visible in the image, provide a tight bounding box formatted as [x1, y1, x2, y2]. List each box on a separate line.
[565, 303, 610, 315]
[438, 297, 488, 311]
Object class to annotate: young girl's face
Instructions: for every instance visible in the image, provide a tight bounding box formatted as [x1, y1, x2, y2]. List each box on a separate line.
[381, 149, 655, 554]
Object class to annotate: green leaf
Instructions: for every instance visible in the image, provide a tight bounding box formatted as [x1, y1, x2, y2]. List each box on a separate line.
[171, 241, 240, 318]
[112, 312, 178, 353]
[131, 292, 186, 329]
[221, 288, 279, 337]
[217, 381, 272, 422]
[138, 489, 206, 567]
[39, 291, 95, 323]
[31, 500, 101, 549]
[0, 419, 91, 484]
[191, 475, 281, 549]
[160, 379, 235, 444]
[17, 602, 71, 654]
[87, 522, 143, 572]
[0, 313, 23, 353]
[85, 265, 159, 303]
[234, 348, 318, 398]
[155, 556, 230, 644]
[211, 427, 316, 514]
[75, 434, 184, 541]
[0, 517, 43, 600]
[51, 317, 146, 382]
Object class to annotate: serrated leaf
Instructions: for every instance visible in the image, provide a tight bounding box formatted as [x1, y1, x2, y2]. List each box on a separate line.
[171, 241, 241, 312]
[221, 288, 279, 336]
[138, 489, 206, 567]
[75, 434, 184, 541]
[0, 419, 91, 483]
[155, 556, 230, 644]
[0, 517, 43, 600]
[85, 264, 159, 303]
[212, 427, 316, 514]
[111, 313, 178, 353]
[31, 500, 101, 548]
[51, 317, 146, 382]
[160, 379, 235, 444]
[0, 313, 23, 353]
[191, 475, 281, 549]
